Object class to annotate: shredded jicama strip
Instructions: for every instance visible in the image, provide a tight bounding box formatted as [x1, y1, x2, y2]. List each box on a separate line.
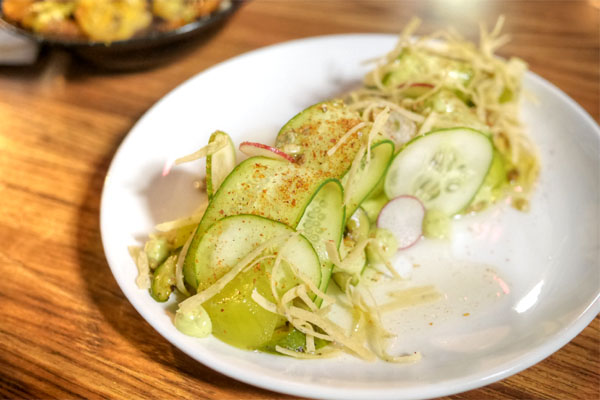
[327, 238, 370, 276]
[341, 239, 370, 274]
[305, 333, 316, 353]
[154, 201, 208, 232]
[370, 247, 401, 279]
[343, 144, 366, 207]
[251, 289, 280, 314]
[416, 111, 437, 136]
[353, 312, 370, 347]
[366, 107, 390, 162]
[346, 16, 538, 210]
[289, 318, 334, 341]
[325, 240, 342, 268]
[256, 282, 335, 342]
[283, 258, 336, 307]
[129, 246, 151, 289]
[269, 255, 284, 303]
[174, 134, 228, 165]
[296, 285, 319, 312]
[241, 255, 278, 273]
[280, 285, 304, 307]
[348, 286, 422, 363]
[174, 227, 197, 296]
[287, 305, 375, 361]
[348, 99, 425, 123]
[327, 122, 366, 156]
[317, 302, 334, 317]
[269, 232, 300, 302]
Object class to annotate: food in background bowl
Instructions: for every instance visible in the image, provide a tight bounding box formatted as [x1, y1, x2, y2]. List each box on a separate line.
[1, 0, 225, 42]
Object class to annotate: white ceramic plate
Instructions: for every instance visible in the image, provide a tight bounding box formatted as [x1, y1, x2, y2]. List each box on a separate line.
[100, 34, 600, 399]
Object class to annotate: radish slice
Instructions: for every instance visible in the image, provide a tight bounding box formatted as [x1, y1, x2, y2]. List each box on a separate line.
[408, 83, 435, 88]
[377, 195, 425, 249]
[239, 142, 295, 162]
[398, 83, 435, 98]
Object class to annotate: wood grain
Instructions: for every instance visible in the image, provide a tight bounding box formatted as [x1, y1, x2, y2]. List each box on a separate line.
[0, 1, 598, 399]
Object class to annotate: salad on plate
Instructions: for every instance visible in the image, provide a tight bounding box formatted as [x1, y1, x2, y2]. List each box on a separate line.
[129, 17, 539, 362]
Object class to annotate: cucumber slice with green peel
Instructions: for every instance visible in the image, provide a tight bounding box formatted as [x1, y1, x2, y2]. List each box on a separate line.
[206, 131, 236, 200]
[384, 128, 494, 216]
[184, 156, 331, 288]
[192, 214, 321, 350]
[275, 100, 365, 178]
[276, 99, 393, 222]
[342, 140, 395, 221]
[296, 179, 344, 297]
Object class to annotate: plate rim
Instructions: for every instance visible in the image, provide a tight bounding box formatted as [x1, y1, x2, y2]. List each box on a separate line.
[99, 33, 600, 400]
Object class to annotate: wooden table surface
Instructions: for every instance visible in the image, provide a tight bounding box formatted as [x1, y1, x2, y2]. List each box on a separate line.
[1, 1, 598, 399]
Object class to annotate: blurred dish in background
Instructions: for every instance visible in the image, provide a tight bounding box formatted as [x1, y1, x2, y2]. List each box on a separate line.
[2, 0, 225, 42]
[0, 0, 241, 69]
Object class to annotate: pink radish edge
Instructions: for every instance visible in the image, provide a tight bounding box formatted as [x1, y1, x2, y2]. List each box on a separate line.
[377, 195, 426, 250]
[396, 82, 435, 89]
[409, 82, 434, 88]
[239, 141, 295, 162]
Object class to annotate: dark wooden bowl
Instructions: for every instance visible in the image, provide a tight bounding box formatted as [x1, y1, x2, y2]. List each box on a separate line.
[0, 0, 243, 70]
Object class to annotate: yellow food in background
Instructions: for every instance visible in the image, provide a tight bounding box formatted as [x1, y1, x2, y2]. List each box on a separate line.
[75, 0, 151, 42]
[154, 0, 221, 29]
[2, 0, 36, 22]
[1, 0, 224, 42]
[17, 0, 79, 37]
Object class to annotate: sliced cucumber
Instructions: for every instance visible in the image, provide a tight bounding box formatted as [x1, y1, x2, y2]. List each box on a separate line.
[384, 128, 494, 215]
[184, 156, 329, 288]
[191, 214, 321, 350]
[342, 140, 395, 221]
[296, 179, 344, 297]
[276, 100, 393, 221]
[206, 131, 236, 200]
[275, 100, 365, 178]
